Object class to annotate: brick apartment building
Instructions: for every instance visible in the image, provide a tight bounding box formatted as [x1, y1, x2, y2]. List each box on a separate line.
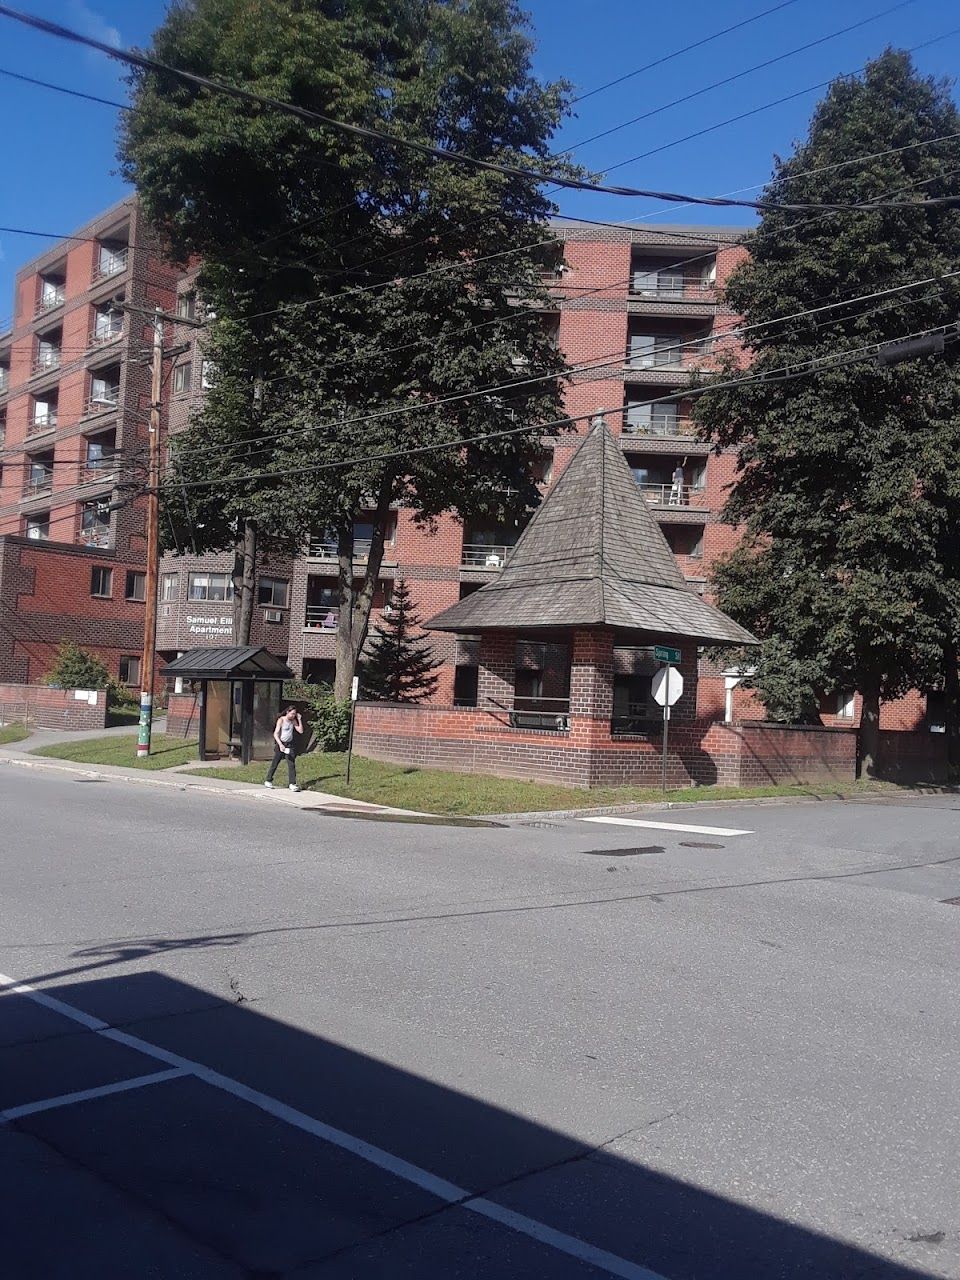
[0, 203, 941, 736]
[0, 198, 179, 686]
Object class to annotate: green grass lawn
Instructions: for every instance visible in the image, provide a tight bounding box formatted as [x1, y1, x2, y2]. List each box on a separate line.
[31, 734, 200, 771]
[0, 724, 29, 746]
[106, 704, 142, 727]
[186, 749, 884, 815]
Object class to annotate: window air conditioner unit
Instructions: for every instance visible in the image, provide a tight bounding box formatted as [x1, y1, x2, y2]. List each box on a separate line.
[160, 604, 172, 618]
[382, 604, 395, 617]
[484, 553, 503, 568]
[264, 608, 283, 623]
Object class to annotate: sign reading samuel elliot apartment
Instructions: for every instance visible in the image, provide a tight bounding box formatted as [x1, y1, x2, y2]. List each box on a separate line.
[187, 614, 233, 638]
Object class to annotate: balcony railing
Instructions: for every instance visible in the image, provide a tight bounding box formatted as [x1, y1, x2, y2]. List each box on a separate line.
[93, 249, 129, 280]
[462, 543, 512, 568]
[83, 392, 119, 417]
[629, 279, 716, 302]
[622, 414, 699, 439]
[307, 538, 373, 560]
[32, 351, 61, 375]
[24, 473, 53, 497]
[304, 604, 339, 630]
[35, 289, 65, 316]
[78, 528, 111, 548]
[80, 459, 117, 484]
[637, 482, 709, 508]
[88, 323, 123, 348]
[625, 345, 711, 372]
[27, 412, 57, 435]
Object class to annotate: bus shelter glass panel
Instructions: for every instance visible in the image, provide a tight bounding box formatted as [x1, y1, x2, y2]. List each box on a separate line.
[253, 682, 282, 759]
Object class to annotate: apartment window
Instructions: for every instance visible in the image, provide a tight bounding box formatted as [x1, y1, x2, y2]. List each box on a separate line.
[125, 570, 146, 602]
[926, 691, 946, 734]
[172, 363, 192, 395]
[96, 241, 128, 279]
[188, 572, 233, 602]
[531, 450, 553, 486]
[161, 572, 179, 602]
[27, 451, 54, 494]
[176, 293, 196, 320]
[90, 566, 113, 598]
[664, 525, 704, 558]
[119, 655, 141, 686]
[89, 374, 119, 409]
[91, 305, 123, 344]
[257, 576, 289, 608]
[85, 432, 116, 472]
[624, 401, 679, 436]
[25, 512, 50, 540]
[38, 274, 65, 311]
[200, 359, 215, 390]
[627, 334, 680, 369]
[836, 690, 856, 719]
[35, 333, 61, 373]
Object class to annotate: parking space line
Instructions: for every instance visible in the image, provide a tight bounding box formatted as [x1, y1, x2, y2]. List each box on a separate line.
[579, 816, 753, 837]
[1, 1067, 187, 1123]
[0, 973, 666, 1280]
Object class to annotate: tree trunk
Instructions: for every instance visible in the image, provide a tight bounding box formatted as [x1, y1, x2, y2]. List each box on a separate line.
[943, 638, 960, 774]
[333, 475, 394, 701]
[858, 675, 881, 779]
[232, 517, 257, 646]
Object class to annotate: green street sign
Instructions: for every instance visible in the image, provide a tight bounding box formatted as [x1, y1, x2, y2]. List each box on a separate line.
[654, 645, 681, 664]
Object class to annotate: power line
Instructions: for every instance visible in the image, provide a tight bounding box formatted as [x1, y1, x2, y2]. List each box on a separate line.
[570, 0, 804, 104]
[3, 3, 958, 214]
[566, 0, 917, 153]
[166, 320, 960, 493]
[169, 269, 960, 470]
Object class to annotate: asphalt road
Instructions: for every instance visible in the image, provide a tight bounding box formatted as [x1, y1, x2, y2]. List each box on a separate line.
[1, 765, 958, 1279]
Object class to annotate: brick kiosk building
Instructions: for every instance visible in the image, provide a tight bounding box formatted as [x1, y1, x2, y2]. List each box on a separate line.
[0, 199, 179, 684]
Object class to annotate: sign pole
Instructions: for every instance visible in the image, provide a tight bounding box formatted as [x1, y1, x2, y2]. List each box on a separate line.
[661, 663, 670, 793]
[345, 674, 359, 785]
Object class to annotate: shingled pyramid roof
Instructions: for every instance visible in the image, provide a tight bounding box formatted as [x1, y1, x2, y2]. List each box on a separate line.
[427, 418, 756, 646]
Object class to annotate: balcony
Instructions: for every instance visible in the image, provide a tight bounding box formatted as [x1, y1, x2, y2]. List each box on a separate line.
[307, 538, 372, 561]
[83, 392, 119, 418]
[622, 413, 698, 439]
[27, 411, 57, 437]
[32, 349, 61, 376]
[80, 459, 118, 485]
[93, 247, 129, 281]
[304, 604, 339, 631]
[630, 278, 715, 302]
[462, 543, 511, 569]
[625, 344, 710, 373]
[78, 528, 111, 548]
[35, 286, 65, 317]
[637, 482, 709, 509]
[24, 472, 53, 498]
[88, 320, 124, 349]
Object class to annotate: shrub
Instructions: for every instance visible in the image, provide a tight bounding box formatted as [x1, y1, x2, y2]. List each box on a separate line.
[283, 680, 352, 752]
[43, 642, 110, 691]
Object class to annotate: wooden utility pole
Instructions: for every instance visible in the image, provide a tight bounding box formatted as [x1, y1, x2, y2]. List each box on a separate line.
[137, 308, 164, 759]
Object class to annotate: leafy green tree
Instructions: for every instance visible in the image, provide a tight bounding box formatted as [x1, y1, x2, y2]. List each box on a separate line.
[695, 51, 960, 774]
[362, 578, 441, 702]
[120, 0, 574, 691]
[44, 642, 111, 690]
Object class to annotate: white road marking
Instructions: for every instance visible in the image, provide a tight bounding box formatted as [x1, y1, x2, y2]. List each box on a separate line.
[1, 1068, 187, 1122]
[0, 973, 667, 1280]
[579, 816, 753, 837]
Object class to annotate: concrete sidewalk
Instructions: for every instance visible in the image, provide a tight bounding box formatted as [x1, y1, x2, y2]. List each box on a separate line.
[0, 728, 418, 817]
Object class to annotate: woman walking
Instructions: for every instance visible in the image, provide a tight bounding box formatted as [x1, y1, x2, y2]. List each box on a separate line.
[264, 706, 303, 792]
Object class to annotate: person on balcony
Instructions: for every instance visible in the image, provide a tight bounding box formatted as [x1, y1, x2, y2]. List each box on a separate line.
[669, 460, 686, 505]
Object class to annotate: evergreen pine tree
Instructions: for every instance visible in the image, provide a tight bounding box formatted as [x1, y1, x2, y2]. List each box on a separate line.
[694, 51, 960, 775]
[362, 579, 441, 703]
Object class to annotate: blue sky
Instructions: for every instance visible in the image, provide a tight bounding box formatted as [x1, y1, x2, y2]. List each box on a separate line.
[1, 0, 958, 324]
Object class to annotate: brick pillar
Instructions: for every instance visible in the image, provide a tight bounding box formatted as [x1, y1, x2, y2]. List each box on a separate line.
[569, 628, 614, 724]
[476, 631, 515, 711]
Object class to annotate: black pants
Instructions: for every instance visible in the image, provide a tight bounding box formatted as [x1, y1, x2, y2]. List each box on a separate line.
[266, 743, 297, 786]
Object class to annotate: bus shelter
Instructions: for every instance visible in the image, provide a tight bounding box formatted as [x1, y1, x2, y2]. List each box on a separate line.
[163, 646, 293, 764]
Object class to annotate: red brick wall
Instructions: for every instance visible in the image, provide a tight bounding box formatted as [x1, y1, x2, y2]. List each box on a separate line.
[0, 682, 107, 730]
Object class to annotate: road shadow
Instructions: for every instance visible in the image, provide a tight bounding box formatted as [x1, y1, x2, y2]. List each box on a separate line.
[1, 970, 944, 1280]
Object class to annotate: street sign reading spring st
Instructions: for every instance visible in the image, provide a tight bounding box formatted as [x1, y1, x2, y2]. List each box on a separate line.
[654, 645, 681, 664]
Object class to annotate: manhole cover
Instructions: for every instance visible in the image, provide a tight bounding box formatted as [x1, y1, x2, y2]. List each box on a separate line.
[679, 841, 725, 849]
[585, 846, 665, 857]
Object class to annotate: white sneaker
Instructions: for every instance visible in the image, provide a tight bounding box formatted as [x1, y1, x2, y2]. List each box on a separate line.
[263, 780, 274, 788]
[289, 784, 301, 793]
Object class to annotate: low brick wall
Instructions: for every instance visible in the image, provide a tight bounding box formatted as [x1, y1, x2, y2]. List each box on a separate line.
[0, 682, 108, 731]
[352, 703, 859, 789]
[166, 691, 201, 740]
[876, 729, 948, 783]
